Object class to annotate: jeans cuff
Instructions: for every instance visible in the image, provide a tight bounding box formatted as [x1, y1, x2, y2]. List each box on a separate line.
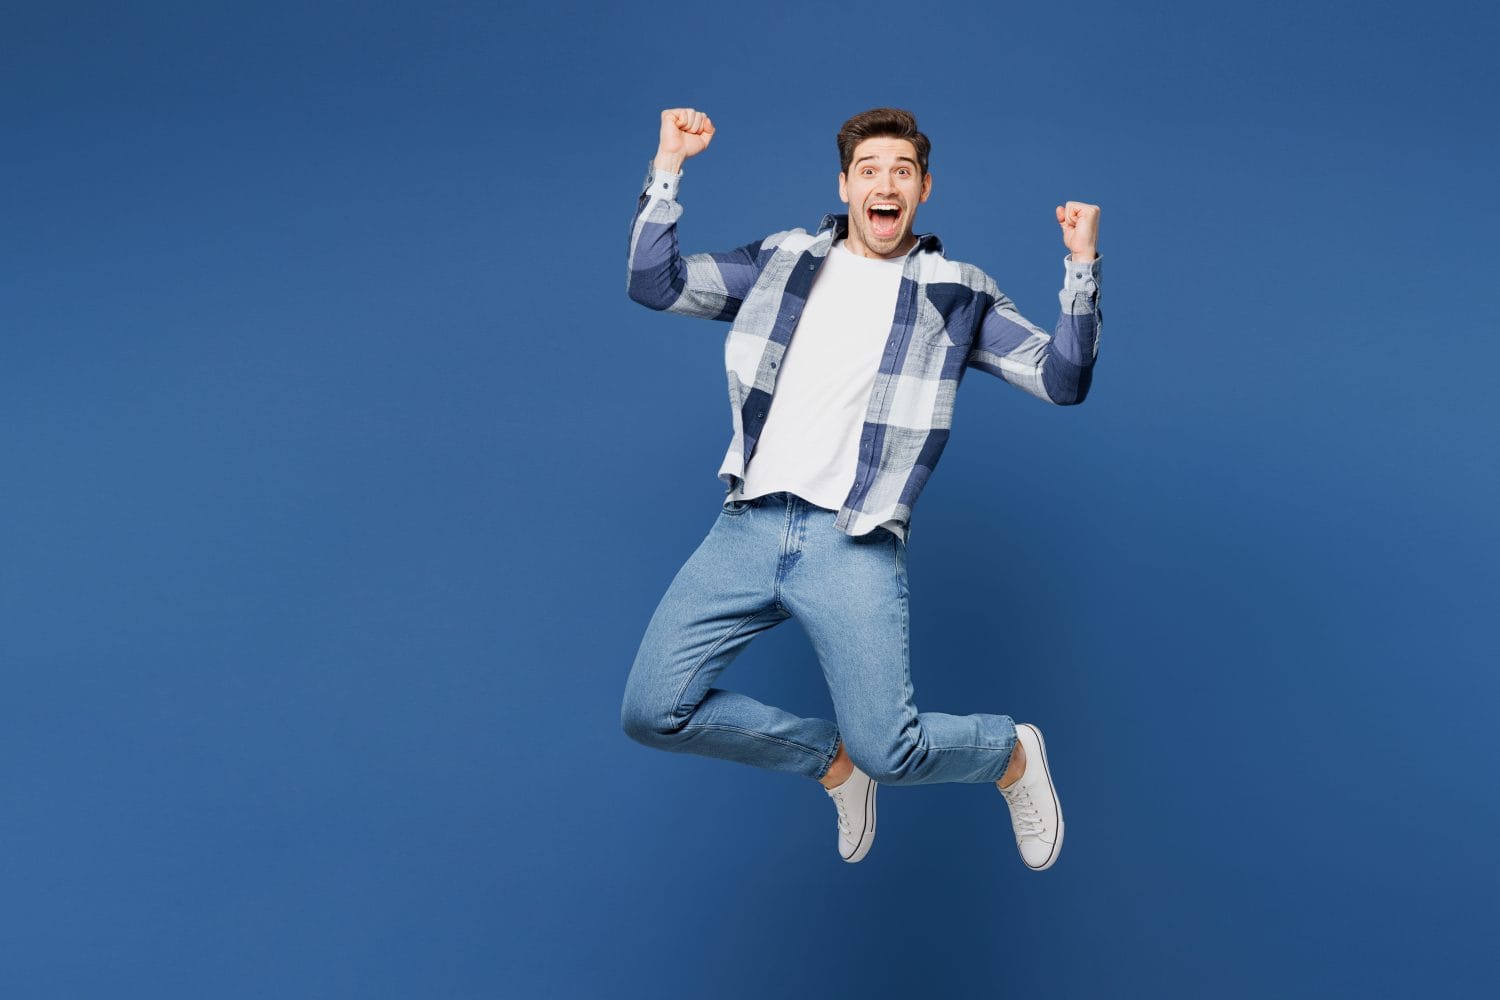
[813, 734, 842, 781]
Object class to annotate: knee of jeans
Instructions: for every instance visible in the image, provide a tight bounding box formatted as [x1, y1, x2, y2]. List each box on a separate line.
[846, 732, 924, 786]
[620, 693, 683, 749]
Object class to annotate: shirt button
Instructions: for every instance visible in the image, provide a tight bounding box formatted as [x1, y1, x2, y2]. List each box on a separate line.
[770, 362, 777, 369]
[758, 410, 766, 418]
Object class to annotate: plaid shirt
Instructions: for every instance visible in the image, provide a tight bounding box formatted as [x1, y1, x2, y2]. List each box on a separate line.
[628, 165, 1103, 542]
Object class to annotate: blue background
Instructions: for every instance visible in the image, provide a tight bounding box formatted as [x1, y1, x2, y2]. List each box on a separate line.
[4, 1, 1497, 996]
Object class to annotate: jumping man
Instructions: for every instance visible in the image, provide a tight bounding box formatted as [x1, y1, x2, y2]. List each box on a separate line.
[622, 107, 1102, 869]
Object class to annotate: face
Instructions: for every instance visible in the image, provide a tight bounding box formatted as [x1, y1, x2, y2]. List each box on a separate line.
[839, 136, 932, 259]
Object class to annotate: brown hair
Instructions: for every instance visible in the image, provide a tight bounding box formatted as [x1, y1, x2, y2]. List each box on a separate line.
[836, 108, 931, 177]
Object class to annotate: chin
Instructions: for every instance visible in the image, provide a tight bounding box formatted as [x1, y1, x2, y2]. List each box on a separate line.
[850, 221, 911, 258]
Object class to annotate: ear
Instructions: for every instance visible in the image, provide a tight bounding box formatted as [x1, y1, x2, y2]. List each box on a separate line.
[838, 172, 848, 204]
[919, 171, 932, 204]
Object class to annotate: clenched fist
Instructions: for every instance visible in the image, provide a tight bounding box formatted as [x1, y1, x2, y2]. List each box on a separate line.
[1056, 201, 1100, 261]
[654, 108, 715, 174]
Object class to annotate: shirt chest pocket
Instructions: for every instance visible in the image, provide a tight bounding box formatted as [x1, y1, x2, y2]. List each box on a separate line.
[915, 283, 973, 351]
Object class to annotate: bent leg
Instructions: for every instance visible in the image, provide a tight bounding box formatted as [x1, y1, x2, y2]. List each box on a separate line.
[783, 516, 1016, 785]
[621, 503, 841, 780]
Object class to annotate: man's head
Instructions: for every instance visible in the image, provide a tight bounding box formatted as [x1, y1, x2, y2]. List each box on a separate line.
[836, 108, 932, 259]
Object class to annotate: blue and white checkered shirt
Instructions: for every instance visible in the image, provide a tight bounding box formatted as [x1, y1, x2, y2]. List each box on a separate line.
[628, 165, 1103, 542]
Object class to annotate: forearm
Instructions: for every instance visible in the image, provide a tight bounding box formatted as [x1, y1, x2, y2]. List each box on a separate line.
[627, 164, 692, 311]
[626, 164, 763, 321]
[1044, 255, 1102, 403]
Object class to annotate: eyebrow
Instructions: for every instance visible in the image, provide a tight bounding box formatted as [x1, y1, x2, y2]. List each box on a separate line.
[854, 155, 918, 168]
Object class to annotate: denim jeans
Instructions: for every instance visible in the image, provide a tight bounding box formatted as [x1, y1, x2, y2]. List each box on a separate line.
[622, 491, 1017, 784]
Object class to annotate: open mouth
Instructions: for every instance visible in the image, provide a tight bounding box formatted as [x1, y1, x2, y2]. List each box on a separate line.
[867, 202, 902, 240]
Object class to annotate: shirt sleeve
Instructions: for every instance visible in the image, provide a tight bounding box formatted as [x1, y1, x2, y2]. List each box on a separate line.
[626, 162, 765, 322]
[965, 255, 1103, 405]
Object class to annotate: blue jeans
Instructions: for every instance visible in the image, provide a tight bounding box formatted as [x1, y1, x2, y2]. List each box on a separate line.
[622, 491, 1017, 784]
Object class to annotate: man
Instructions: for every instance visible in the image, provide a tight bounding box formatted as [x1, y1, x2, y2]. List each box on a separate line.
[622, 107, 1102, 870]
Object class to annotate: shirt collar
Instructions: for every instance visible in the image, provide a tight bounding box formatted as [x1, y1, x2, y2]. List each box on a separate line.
[816, 213, 944, 256]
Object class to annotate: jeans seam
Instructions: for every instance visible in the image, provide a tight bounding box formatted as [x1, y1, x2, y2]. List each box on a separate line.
[669, 607, 779, 725]
[921, 745, 1011, 752]
[899, 544, 911, 694]
[682, 723, 833, 765]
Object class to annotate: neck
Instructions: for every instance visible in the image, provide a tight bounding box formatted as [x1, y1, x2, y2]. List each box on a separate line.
[844, 233, 916, 260]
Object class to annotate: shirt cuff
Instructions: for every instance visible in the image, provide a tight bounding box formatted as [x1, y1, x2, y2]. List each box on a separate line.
[1063, 253, 1101, 292]
[644, 162, 682, 200]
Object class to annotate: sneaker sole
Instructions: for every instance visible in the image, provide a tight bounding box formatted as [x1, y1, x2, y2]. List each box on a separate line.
[1019, 723, 1063, 871]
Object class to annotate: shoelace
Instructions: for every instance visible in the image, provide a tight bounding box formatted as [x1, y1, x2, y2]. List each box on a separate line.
[830, 790, 851, 836]
[1002, 782, 1044, 838]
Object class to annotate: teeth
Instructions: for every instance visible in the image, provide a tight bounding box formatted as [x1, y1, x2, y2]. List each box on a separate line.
[870, 203, 900, 212]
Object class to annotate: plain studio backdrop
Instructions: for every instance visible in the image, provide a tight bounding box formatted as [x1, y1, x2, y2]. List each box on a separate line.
[3, 1, 1497, 997]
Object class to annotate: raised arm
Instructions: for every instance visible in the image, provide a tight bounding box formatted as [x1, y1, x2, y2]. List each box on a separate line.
[966, 201, 1103, 405]
[627, 108, 765, 322]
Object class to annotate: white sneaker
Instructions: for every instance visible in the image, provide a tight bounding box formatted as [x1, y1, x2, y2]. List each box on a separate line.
[824, 765, 877, 863]
[999, 724, 1063, 871]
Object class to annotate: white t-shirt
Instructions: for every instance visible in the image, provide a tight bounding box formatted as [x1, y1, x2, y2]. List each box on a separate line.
[740, 240, 907, 540]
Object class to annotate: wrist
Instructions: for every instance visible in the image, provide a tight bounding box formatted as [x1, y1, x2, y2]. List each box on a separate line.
[1071, 248, 1097, 262]
[653, 151, 686, 174]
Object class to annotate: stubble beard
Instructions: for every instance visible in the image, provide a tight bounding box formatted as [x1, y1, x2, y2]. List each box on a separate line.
[850, 212, 914, 260]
